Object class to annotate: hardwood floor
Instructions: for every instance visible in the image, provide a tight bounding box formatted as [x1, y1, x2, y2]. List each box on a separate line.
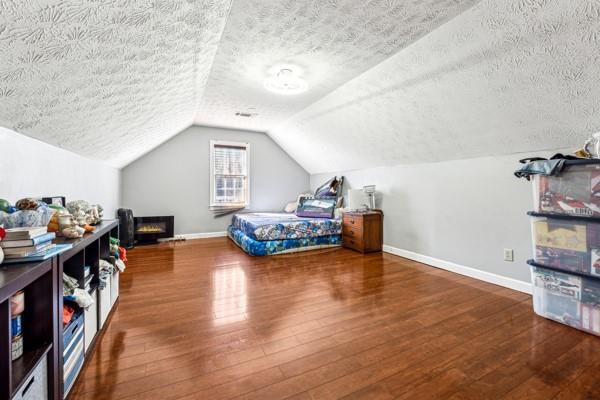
[69, 238, 599, 400]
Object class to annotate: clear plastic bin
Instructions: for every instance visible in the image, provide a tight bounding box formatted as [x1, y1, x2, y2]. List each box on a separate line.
[530, 214, 600, 276]
[531, 266, 600, 336]
[532, 162, 600, 217]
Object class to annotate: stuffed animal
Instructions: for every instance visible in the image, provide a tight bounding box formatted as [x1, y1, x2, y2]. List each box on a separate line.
[58, 214, 85, 238]
[15, 198, 39, 210]
[47, 205, 69, 233]
[66, 201, 104, 226]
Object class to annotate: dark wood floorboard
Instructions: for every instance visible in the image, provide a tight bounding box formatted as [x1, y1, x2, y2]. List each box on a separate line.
[68, 238, 598, 400]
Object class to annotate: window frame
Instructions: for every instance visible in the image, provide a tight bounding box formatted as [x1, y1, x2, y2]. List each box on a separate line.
[209, 139, 250, 209]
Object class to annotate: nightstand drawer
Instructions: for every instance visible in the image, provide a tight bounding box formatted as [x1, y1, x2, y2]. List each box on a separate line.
[343, 237, 364, 251]
[342, 225, 363, 240]
[343, 215, 363, 229]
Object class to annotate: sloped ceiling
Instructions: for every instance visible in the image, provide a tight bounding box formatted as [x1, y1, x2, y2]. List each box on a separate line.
[270, 0, 600, 173]
[0, 0, 231, 168]
[194, 0, 481, 132]
[2, 0, 600, 171]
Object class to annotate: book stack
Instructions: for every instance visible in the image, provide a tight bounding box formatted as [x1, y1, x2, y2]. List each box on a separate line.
[0, 227, 64, 263]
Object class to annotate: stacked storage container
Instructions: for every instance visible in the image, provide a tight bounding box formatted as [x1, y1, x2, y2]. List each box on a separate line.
[527, 160, 600, 336]
[63, 310, 85, 396]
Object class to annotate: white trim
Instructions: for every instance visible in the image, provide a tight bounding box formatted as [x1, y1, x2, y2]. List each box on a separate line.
[158, 232, 228, 242]
[382, 244, 532, 294]
[209, 139, 250, 208]
[182, 231, 228, 240]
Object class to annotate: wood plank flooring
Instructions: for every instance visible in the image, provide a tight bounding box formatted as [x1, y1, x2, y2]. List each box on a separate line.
[69, 238, 600, 400]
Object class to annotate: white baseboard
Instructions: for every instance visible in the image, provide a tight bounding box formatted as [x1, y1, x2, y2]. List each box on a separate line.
[382, 245, 532, 294]
[158, 231, 228, 242]
[181, 231, 228, 240]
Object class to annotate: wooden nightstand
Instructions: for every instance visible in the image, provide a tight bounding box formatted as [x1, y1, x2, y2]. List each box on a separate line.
[342, 210, 383, 253]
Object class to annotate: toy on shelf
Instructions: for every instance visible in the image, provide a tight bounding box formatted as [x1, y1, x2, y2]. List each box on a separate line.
[66, 200, 103, 226]
[0, 198, 55, 229]
[15, 198, 40, 210]
[58, 214, 85, 239]
[47, 204, 69, 233]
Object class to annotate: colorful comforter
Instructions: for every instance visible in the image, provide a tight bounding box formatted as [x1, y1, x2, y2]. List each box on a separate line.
[228, 226, 341, 256]
[231, 212, 341, 241]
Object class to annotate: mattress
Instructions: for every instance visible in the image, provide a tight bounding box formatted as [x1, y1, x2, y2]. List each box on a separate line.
[228, 226, 342, 256]
[231, 212, 341, 241]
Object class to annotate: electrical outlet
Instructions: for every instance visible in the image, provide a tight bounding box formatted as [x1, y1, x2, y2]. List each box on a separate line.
[504, 248, 514, 262]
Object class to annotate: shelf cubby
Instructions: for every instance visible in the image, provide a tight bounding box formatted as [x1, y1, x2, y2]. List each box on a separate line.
[0, 258, 57, 399]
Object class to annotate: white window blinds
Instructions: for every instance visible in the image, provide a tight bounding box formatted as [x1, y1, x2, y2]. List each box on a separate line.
[210, 140, 249, 208]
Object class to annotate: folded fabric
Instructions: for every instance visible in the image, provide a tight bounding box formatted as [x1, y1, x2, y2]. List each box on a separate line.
[514, 159, 567, 180]
[70, 288, 94, 309]
[63, 273, 79, 296]
[115, 258, 126, 273]
[99, 259, 114, 290]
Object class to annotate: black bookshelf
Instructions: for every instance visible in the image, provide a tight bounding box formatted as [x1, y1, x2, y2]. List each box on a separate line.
[0, 258, 57, 399]
[0, 219, 119, 400]
[55, 220, 118, 400]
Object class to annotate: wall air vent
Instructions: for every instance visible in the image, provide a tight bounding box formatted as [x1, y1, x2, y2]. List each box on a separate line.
[235, 112, 256, 118]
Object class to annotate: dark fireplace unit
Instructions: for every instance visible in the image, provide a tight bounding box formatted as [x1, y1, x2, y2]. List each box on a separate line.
[134, 216, 174, 244]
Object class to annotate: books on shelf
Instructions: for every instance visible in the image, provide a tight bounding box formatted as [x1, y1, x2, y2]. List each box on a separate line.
[1, 244, 73, 264]
[3, 243, 56, 258]
[3, 227, 48, 241]
[0, 232, 56, 248]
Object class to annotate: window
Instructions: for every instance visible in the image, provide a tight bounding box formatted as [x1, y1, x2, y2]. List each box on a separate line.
[210, 140, 249, 209]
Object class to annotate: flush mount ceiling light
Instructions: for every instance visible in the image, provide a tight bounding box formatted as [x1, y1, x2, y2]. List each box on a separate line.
[264, 67, 308, 95]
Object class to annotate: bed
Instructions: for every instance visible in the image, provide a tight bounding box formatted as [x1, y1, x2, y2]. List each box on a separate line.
[228, 212, 342, 256]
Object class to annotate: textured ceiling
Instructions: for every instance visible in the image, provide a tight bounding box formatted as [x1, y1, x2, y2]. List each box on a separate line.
[0, 0, 231, 167]
[194, 0, 481, 132]
[270, 0, 600, 173]
[2, 0, 599, 171]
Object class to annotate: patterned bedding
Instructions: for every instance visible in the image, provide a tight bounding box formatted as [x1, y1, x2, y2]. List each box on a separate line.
[228, 226, 341, 256]
[231, 212, 341, 241]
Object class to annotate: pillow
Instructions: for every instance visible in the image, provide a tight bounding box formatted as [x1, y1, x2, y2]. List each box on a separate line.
[296, 197, 337, 218]
[284, 202, 297, 213]
[314, 176, 344, 198]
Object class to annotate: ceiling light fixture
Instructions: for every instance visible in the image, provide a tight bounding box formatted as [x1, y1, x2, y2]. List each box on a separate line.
[264, 67, 308, 95]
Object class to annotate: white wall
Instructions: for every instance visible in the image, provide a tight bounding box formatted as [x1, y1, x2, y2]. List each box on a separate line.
[121, 125, 310, 235]
[0, 127, 121, 217]
[312, 150, 570, 286]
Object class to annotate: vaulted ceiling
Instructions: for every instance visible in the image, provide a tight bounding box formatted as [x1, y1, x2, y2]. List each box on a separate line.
[2, 0, 600, 171]
[195, 0, 480, 132]
[0, 0, 231, 167]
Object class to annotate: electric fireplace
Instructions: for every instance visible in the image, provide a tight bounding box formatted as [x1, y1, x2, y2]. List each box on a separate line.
[134, 216, 174, 244]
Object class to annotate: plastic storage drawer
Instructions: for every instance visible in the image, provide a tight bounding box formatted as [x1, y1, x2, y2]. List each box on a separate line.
[531, 265, 600, 336]
[63, 311, 85, 397]
[532, 161, 600, 217]
[13, 357, 48, 400]
[530, 213, 600, 276]
[84, 290, 98, 353]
